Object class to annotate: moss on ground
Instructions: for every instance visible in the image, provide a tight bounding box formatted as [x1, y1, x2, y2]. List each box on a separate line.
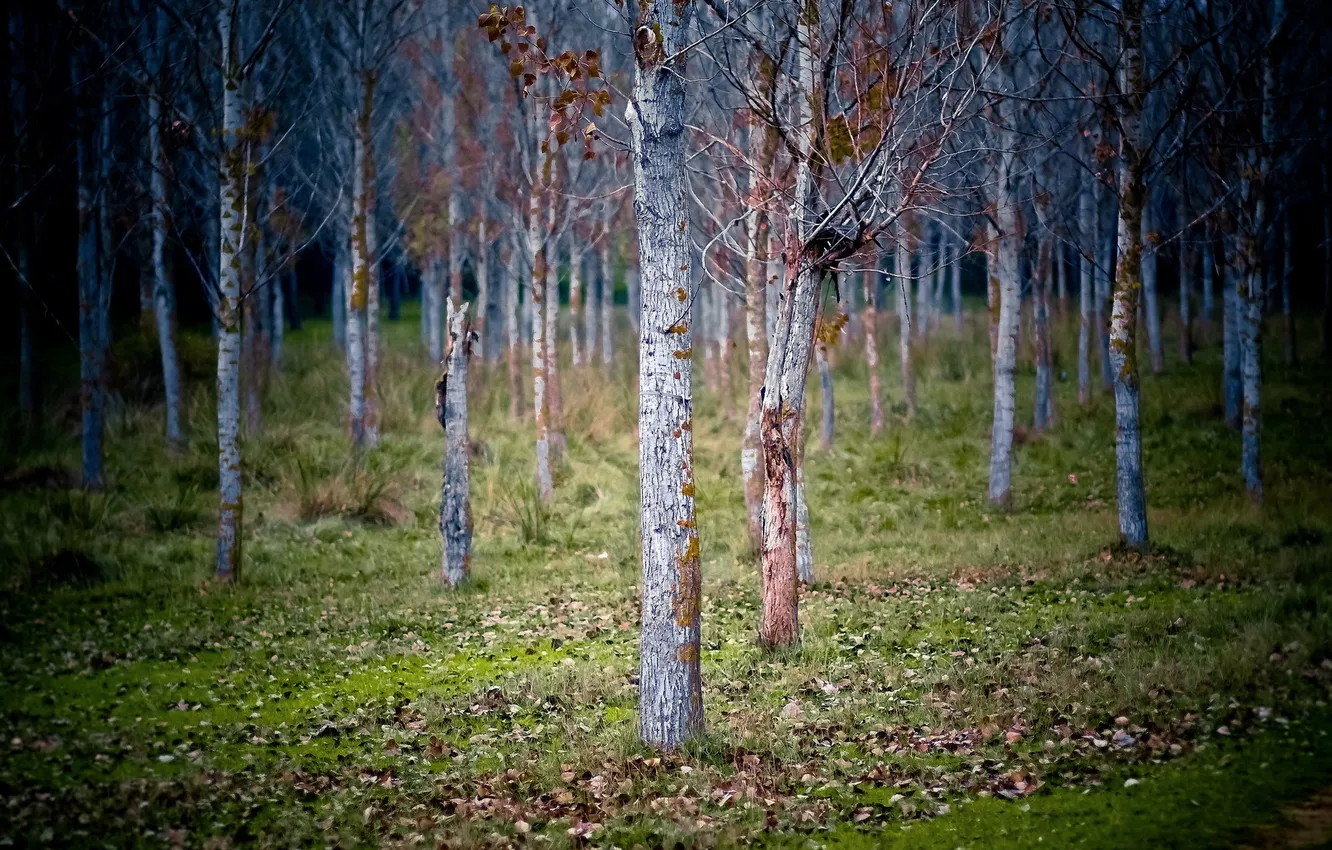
[1, 305, 1330, 847]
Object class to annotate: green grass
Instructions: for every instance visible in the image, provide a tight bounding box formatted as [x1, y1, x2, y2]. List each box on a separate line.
[1, 301, 1331, 848]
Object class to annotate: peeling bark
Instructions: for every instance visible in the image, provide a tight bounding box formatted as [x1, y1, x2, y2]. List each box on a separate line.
[758, 4, 823, 651]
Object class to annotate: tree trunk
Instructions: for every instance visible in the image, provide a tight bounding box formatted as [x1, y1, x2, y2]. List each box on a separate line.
[1201, 235, 1215, 330]
[272, 268, 286, 369]
[864, 269, 884, 434]
[1056, 241, 1068, 318]
[364, 130, 381, 449]
[741, 196, 769, 555]
[476, 221, 489, 361]
[73, 42, 108, 491]
[758, 5, 821, 650]
[1098, 187, 1116, 392]
[585, 242, 599, 364]
[148, 5, 183, 450]
[505, 263, 522, 419]
[215, 7, 245, 580]
[701, 284, 718, 394]
[1223, 247, 1242, 429]
[347, 89, 371, 453]
[602, 244, 615, 369]
[1108, 0, 1149, 549]
[387, 259, 400, 322]
[985, 223, 1000, 364]
[438, 298, 472, 586]
[569, 244, 583, 367]
[1178, 243, 1192, 365]
[529, 189, 553, 501]
[629, 0, 704, 750]
[1241, 241, 1264, 503]
[1033, 234, 1055, 432]
[1281, 210, 1294, 365]
[1142, 201, 1164, 373]
[817, 339, 833, 450]
[544, 218, 565, 454]
[12, 8, 34, 423]
[424, 260, 443, 362]
[915, 225, 930, 343]
[898, 238, 917, 419]
[448, 193, 463, 305]
[718, 286, 733, 420]
[333, 214, 349, 351]
[1078, 177, 1095, 404]
[949, 238, 963, 333]
[1323, 159, 1331, 363]
[243, 248, 264, 436]
[1242, 0, 1285, 504]
[794, 416, 813, 585]
[988, 145, 1021, 509]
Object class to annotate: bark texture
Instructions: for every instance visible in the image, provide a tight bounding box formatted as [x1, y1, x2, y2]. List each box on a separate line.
[215, 7, 245, 580]
[1108, 0, 1149, 549]
[758, 5, 823, 651]
[438, 298, 472, 586]
[628, 0, 703, 750]
[987, 145, 1021, 509]
[741, 186, 769, 555]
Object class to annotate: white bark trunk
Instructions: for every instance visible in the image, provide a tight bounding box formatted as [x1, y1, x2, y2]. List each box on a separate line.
[628, 0, 703, 750]
[439, 297, 472, 586]
[148, 5, 183, 450]
[476, 220, 490, 362]
[569, 243, 583, 367]
[1109, 0, 1149, 548]
[347, 108, 369, 452]
[216, 6, 245, 579]
[987, 143, 1021, 509]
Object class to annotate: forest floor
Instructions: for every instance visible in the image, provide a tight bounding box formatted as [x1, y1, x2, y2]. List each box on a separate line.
[2, 305, 1332, 849]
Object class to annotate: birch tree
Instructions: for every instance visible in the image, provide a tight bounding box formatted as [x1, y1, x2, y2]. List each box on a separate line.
[438, 297, 472, 586]
[627, 0, 704, 749]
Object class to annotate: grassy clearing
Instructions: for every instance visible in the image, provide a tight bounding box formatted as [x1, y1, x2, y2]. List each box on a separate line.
[1, 303, 1331, 848]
